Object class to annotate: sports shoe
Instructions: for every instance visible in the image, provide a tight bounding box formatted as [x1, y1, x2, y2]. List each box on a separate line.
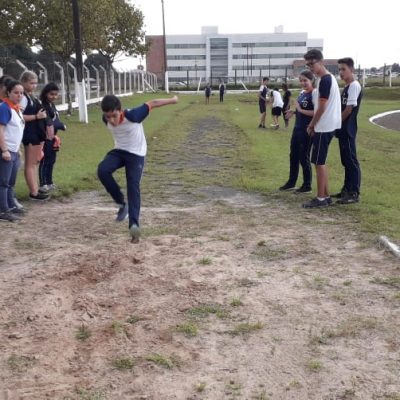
[0, 211, 19, 222]
[48, 184, 58, 191]
[129, 224, 141, 243]
[10, 207, 25, 215]
[336, 192, 359, 205]
[39, 185, 49, 193]
[331, 189, 346, 199]
[13, 198, 24, 209]
[279, 182, 296, 191]
[302, 197, 330, 209]
[116, 203, 129, 222]
[29, 192, 49, 201]
[295, 185, 312, 194]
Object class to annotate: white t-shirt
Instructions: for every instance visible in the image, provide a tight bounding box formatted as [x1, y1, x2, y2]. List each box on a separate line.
[314, 73, 342, 132]
[0, 102, 25, 152]
[271, 90, 284, 108]
[345, 80, 362, 106]
[104, 103, 150, 157]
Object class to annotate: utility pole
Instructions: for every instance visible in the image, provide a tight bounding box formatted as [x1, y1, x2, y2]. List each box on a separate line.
[161, 0, 169, 93]
[71, 0, 88, 123]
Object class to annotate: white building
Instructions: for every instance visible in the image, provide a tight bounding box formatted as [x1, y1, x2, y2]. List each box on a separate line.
[147, 26, 323, 84]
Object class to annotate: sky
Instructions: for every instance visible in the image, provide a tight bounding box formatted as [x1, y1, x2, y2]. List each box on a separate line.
[116, 0, 399, 71]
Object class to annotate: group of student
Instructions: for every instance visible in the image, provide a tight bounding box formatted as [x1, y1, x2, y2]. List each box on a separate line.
[204, 82, 226, 104]
[1, 48, 362, 242]
[0, 71, 65, 222]
[258, 49, 362, 207]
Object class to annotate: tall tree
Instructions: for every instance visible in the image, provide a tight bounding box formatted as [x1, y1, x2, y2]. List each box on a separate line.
[96, 0, 148, 70]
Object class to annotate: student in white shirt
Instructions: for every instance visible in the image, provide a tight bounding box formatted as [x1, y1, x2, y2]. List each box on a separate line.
[302, 49, 341, 209]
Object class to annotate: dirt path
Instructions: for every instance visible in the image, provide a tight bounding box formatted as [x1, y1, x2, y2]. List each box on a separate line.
[1, 114, 399, 400]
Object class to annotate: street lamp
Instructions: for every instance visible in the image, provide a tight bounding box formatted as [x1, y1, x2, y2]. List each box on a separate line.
[161, 0, 169, 93]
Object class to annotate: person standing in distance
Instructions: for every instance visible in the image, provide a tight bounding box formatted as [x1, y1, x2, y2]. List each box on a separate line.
[219, 81, 225, 103]
[302, 49, 341, 208]
[333, 57, 363, 204]
[258, 77, 269, 129]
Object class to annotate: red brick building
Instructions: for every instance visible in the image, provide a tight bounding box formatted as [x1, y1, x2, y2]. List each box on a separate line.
[146, 35, 165, 82]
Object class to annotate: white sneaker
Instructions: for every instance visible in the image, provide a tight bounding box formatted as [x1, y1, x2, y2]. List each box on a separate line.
[39, 185, 49, 193]
[129, 224, 141, 243]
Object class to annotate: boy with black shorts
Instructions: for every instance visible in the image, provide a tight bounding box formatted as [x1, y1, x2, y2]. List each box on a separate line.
[258, 77, 269, 128]
[98, 94, 178, 242]
[303, 49, 341, 208]
[334, 57, 362, 204]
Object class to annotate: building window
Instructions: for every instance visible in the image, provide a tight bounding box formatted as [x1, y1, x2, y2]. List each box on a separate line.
[167, 55, 206, 60]
[233, 41, 307, 48]
[233, 53, 305, 60]
[166, 44, 206, 49]
[168, 66, 206, 71]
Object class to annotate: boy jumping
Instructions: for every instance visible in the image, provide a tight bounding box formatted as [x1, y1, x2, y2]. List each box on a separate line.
[303, 49, 341, 208]
[98, 94, 178, 242]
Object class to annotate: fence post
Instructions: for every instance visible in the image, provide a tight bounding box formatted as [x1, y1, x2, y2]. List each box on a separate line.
[110, 69, 115, 94]
[67, 62, 78, 103]
[129, 71, 132, 93]
[54, 61, 66, 105]
[16, 59, 28, 72]
[36, 61, 48, 84]
[83, 65, 90, 101]
[141, 72, 145, 92]
[91, 65, 101, 99]
[99, 66, 107, 95]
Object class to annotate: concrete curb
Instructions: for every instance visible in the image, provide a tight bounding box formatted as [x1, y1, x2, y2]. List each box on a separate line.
[378, 236, 400, 259]
[369, 110, 400, 129]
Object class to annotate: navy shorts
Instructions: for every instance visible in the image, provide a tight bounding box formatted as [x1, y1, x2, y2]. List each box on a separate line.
[310, 131, 335, 165]
[259, 101, 266, 114]
[272, 107, 282, 116]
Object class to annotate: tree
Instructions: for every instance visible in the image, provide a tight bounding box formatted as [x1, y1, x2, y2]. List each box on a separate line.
[392, 63, 400, 73]
[96, 0, 148, 70]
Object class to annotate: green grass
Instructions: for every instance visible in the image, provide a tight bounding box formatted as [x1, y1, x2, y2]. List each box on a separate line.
[306, 359, 323, 372]
[13, 90, 400, 241]
[6, 354, 36, 372]
[111, 357, 134, 370]
[75, 325, 91, 341]
[187, 304, 228, 319]
[175, 322, 199, 337]
[145, 353, 175, 369]
[231, 321, 263, 336]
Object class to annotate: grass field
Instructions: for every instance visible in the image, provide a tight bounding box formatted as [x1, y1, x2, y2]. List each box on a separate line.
[14, 87, 400, 241]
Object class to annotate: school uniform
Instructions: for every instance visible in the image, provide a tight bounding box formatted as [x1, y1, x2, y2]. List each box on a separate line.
[97, 103, 150, 229]
[336, 81, 362, 195]
[271, 90, 284, 116]
[219, 84, 225, 102]
[259, 85, 268, 114]
[39, 101, 66, 187]
[286, 90, 316, 189]
[311, 74, 341, 165]
[20, 94, 46, 146]
[282, 89, 292, 126]
[0, 101, 25, 212]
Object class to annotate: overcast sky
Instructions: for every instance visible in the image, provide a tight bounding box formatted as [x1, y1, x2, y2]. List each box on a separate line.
[118, 0, 398, 70]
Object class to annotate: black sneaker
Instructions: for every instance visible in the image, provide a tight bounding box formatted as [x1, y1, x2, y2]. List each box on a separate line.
[279, 182, 296, 191]
[29, 192, 49, 201]
[295, 185, 312, 194]
[336, 192, 359, 205]
[302, 197, 329, 208]
[116, 203, 129, 222]
[326, 196, 333, 205]
[331, 189, 347, 199]
[10, 207, 25, 215]
[258, 124, 263, 128]
[0, 211, 19, 222]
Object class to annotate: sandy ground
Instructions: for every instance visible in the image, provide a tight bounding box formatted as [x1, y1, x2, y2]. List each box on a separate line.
[373, 111, 400, 131]
[1, 115, 399, 400]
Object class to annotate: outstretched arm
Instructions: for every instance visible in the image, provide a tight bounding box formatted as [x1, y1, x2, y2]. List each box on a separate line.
[147, 95, 178, 110]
